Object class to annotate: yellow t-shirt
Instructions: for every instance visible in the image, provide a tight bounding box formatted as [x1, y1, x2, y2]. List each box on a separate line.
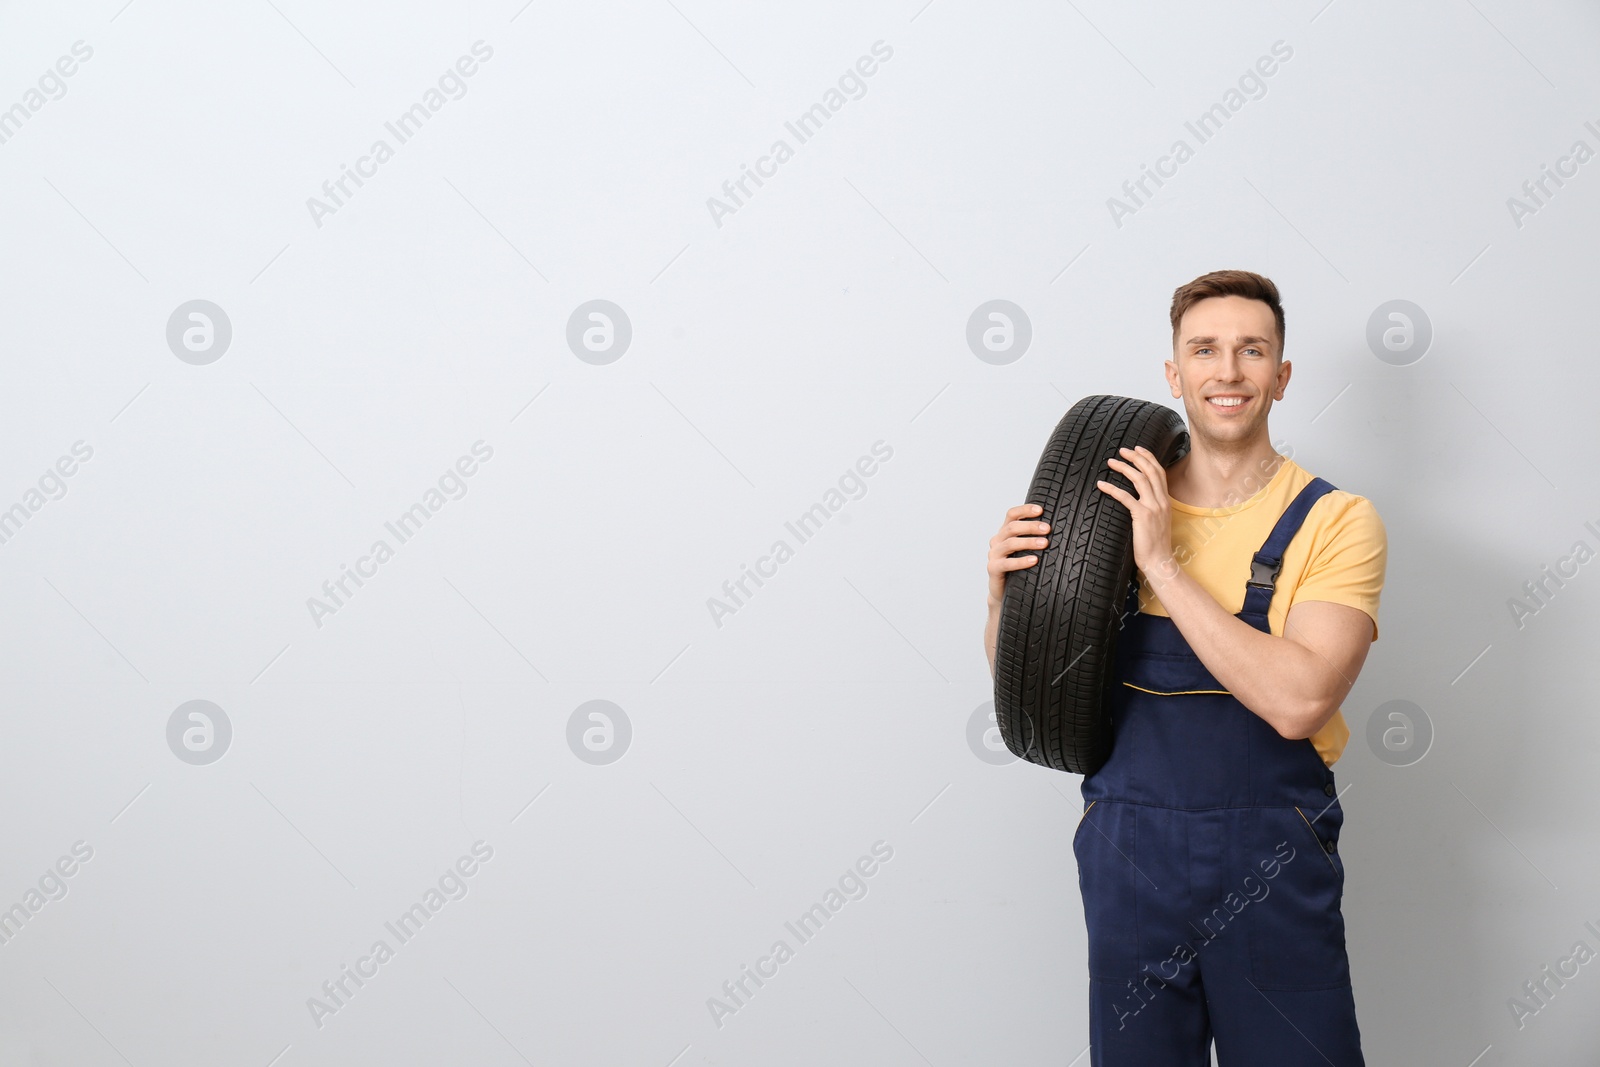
[1133, 454, 1387, 768]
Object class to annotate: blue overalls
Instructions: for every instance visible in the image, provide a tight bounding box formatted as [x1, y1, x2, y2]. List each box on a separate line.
[1075, 477, 1364, 1066]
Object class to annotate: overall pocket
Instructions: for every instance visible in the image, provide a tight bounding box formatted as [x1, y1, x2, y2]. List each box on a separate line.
[1245, 804, 1352, 991]
[1073, 801, 1141, 981]
[1072, 800, 1098, 852]
[1119, 649, 1230, 696]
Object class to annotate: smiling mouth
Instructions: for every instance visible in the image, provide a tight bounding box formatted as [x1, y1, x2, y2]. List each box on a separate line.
[1207, 396, 1249, 411]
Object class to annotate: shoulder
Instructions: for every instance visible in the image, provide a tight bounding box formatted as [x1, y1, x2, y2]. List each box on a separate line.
[1287, 463, 1384, 529]
[1316, 488, 1385, 537]
[1303, 483, 1387, 565]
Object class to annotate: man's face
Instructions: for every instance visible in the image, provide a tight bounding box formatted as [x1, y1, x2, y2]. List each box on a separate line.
[1166, 295, 1290, 448]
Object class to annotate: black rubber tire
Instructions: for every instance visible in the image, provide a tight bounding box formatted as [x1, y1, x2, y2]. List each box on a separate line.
[993, 395, 1190, 775]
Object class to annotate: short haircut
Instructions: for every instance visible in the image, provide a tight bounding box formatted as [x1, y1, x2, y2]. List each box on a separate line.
[1169, 269, 1285, 357]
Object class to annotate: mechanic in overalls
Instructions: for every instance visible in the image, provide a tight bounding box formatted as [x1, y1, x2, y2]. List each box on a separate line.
[985, 271, 1387, 1065]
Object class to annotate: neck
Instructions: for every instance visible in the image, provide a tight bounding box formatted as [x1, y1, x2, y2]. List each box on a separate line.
[1167, 435, 1284, 509]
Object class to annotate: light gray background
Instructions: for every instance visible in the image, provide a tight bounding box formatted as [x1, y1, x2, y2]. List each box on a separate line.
[0, 0, 1596, 1064]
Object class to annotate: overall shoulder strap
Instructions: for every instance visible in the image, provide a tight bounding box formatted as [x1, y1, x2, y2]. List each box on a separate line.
[1239, 476, 1338, 626]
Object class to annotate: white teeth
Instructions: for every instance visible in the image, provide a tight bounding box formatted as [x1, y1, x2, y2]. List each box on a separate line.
[1209, 397, 1246, 407]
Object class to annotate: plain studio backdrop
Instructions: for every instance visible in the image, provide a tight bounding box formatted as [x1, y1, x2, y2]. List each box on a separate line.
[0, 1, 1596, 1064]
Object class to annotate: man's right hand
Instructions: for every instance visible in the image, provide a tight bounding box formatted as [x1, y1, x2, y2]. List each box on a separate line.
[985, 503, 1050, 677]
[988, 503, 1050, 606]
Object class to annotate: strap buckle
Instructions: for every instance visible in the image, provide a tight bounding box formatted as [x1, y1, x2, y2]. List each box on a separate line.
[1247, 552, 1283, 591]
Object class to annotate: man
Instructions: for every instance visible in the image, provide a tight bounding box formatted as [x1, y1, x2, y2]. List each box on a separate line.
[984, 270, 1386, 1065]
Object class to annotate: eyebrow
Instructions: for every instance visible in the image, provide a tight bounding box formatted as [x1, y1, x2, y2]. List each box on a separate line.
[1185, 335, 1273, 347]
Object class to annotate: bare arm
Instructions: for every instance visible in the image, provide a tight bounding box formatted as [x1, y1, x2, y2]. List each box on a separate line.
[1145, 560, 1374, 738]
[1100, 446, 1374, 739]
[984, 504, 1050, 679]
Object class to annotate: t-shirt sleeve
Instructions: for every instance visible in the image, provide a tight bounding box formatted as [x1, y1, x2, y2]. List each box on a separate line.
[1292, 495, 1387, 641]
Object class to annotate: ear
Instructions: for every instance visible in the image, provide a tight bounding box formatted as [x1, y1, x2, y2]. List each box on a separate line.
[1165, 356, 1181, 398]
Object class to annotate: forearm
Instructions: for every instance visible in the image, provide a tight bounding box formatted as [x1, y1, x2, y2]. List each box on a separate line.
[1144, 561, 1338, 738]
[984, 600, 1000, 680]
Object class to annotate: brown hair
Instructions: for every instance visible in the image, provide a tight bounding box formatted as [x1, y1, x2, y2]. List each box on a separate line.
[1169, 270, 1285, 357]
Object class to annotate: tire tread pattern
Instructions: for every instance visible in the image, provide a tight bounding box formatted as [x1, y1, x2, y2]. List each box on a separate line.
[993, 395, 1190, 774]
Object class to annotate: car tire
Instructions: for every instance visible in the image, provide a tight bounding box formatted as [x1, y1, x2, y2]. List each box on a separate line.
[993, 394, 1190, 775]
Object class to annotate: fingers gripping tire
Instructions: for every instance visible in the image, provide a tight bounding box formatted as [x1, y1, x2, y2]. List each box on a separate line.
[993, 395, 1190, 775]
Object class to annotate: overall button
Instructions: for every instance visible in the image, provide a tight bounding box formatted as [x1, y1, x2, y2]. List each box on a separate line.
[1323, 838, 1337, 854]
[1323, 782, 1336, 797]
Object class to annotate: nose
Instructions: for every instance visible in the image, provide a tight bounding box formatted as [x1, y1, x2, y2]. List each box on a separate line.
[1214, 348, 1245, 381]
